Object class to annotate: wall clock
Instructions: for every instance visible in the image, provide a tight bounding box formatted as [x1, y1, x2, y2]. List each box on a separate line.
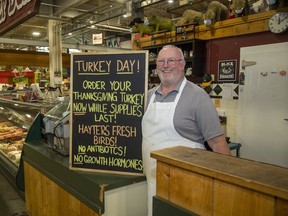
[268, 12, 288, 34]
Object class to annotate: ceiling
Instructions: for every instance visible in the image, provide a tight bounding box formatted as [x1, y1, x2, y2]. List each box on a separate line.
[0, 0, 226, 51]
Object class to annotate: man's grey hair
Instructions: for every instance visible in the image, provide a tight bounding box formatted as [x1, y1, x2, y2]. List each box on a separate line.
[159, 45, 184, 60]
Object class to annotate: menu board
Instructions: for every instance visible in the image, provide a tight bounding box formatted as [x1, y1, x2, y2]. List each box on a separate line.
[69, 51, 148, 175]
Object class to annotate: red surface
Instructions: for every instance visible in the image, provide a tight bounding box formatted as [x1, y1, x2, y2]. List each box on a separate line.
[205, 31, 288, 81]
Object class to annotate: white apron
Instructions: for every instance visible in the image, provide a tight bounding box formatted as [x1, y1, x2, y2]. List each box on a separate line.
[142, 78, 205, 216]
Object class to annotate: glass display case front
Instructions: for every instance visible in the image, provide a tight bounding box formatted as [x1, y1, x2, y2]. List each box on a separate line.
[43, 96, 70, 155]
[0, 98, 56, 167]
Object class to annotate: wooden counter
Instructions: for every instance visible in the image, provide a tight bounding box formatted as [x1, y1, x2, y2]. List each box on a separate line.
[22, 141, 147, 216]
[151, 146, 288, 216]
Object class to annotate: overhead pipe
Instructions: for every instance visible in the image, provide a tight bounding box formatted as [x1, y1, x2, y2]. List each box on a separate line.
[0, 37, 130, 52]
[61, 9, 129, 36]
[94, 24, 131, 32]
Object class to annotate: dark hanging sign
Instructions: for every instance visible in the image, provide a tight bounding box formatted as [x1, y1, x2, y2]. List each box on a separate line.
[70, 51, 148, 175]
[218, 59, 237, 81]
[0, 0, 41, 35]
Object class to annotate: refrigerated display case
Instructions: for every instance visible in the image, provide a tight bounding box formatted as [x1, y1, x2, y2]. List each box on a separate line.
[0, 98, 56, 189]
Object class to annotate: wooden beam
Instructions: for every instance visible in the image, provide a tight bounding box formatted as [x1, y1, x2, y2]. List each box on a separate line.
[0, 49, 70, 68]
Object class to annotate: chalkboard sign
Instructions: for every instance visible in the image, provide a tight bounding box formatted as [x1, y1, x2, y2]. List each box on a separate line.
[69, 51, 148, 175]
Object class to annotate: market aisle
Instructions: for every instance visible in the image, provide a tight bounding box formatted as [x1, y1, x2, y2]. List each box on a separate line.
[0, 171, 27, 216]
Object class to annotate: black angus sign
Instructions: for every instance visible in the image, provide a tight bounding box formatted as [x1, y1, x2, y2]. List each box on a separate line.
[70, 51, 148, 175]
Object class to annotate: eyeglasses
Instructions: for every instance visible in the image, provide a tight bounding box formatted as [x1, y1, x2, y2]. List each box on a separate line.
[157, 58, 183, 66]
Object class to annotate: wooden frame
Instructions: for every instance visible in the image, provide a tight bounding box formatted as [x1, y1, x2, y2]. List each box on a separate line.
[134, 8, 288, 49]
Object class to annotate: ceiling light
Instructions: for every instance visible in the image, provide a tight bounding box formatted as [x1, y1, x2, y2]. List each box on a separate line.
[32, 32, 40, 36]
[91, 25, 96, 28]
[68, 33, 73, 36]
[123, 12, 131, 18]
[168, 0, 173, 3]
[25, 114, 32, 118]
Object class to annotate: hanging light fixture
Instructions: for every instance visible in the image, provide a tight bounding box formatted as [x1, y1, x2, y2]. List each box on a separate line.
[12, 68, 19, 73]
[11, 67, 28, 77]
[23, 67, 32, 72]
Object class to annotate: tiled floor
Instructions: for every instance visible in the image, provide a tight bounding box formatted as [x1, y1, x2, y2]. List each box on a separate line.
[0, 171, 27, 216]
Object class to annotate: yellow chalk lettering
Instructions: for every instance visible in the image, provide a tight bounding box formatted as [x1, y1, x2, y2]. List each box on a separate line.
[116, 60, 135, 72]
[110, 104, 142, 117]
[75, 60, 111, 73]
[112, 125, 137, 137]
[93, 135, 117, 146]
[94, 114, 116, 123]
[83, 80, 105, 90]
[110, 80, 131, 91]
[120, 93, 144, 105]
[73, 102, 87, 112]
[88, 103, 107, 113]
